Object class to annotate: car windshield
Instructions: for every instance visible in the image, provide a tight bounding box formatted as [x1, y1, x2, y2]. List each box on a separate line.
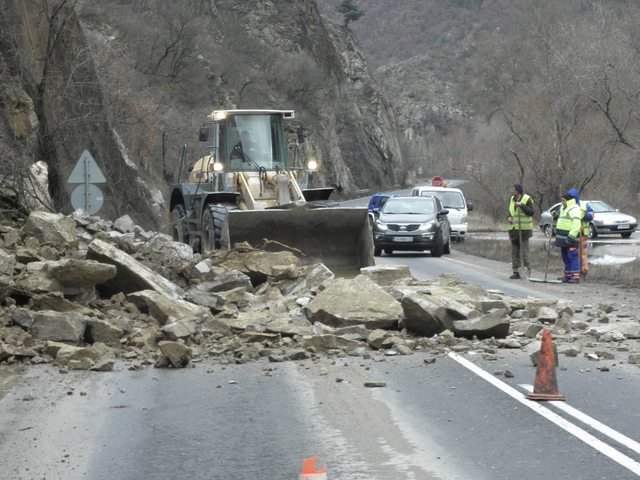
[420, 190, 465, 209]
[586, 201, 616, 213]
[383, 200, 436, 214]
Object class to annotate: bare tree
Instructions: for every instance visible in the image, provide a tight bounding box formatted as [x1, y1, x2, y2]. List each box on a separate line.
[467, 0, 640, 215]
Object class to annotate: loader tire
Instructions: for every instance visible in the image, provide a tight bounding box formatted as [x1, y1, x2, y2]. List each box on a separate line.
[202, 203, 238, 252]
[170, 204, 189, 244]
[202, 207, 216, 252]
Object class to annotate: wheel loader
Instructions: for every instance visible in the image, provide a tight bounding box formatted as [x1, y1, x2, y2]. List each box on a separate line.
[168, 109, 374, 269]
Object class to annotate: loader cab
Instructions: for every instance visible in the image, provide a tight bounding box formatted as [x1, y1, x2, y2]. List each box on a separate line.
[210, 111, 290, 172]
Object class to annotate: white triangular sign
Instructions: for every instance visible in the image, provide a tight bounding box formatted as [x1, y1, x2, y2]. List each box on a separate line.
[68, 150, 107, 184]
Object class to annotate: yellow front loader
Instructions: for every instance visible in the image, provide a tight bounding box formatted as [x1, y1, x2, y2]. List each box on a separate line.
[168, 109, 374, 269]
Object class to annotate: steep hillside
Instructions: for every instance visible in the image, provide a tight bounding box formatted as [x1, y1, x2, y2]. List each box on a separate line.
[317, 0, 640, 219]
[0, 0, 404, 230]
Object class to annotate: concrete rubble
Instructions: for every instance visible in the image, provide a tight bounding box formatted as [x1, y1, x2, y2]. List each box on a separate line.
[1, 207, 639, 373]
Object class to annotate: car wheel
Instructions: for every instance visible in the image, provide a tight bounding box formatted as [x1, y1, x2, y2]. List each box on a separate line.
[384, 248, 393, 255]
[443, 232, 451, 254]
[621, 232, 633, 238]
[589, 223, 598, 239]
[374, 248, 382, 257]
[543, 224, 552, 237]
[432, 234, 444, 257]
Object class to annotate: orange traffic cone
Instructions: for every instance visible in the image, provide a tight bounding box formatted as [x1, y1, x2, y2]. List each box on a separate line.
[527, 329, 566, 401]
[300, 455, 327, 480]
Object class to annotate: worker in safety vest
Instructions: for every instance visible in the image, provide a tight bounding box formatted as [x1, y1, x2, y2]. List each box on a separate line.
[555, 191, 582, 283]
[567, 188, 594, 280]
[507, 183, 534, 279]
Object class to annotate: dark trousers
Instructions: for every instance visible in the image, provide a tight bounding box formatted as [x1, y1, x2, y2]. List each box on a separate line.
[509, 229, 531, 272]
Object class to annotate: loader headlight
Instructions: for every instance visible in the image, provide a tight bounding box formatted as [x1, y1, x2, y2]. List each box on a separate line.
[212, 111, 227, 120]
[306, 159, 319, 171]
[211, 162, 224, 172]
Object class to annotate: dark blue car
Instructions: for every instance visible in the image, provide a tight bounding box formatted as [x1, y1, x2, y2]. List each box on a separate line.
[368, 193, 400, 224]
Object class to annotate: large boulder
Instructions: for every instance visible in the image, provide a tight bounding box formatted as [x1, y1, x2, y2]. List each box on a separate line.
[87, 238, 184, 298]
[30, 311, 88, 343]
[21, 211, 76, 245]
[127, 289, 210, 326]
[305, 275, 403, 329]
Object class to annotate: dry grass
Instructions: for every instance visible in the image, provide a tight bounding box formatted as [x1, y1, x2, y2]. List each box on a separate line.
[456, 236, 640, 287]
[467, 213, 507, 233]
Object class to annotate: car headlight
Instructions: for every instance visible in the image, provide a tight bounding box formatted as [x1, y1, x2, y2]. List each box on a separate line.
[375, 220, 388, 231]
[631, 217, 637, 223]
[418, 221, 434, 231]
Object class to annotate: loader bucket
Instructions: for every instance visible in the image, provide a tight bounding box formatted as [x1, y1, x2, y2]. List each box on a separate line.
[222, 204, 374, 268]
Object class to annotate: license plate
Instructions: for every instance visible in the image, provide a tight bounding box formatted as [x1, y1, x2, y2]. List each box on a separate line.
[392, 237, 413, 242]
[618, 225, 630, 229]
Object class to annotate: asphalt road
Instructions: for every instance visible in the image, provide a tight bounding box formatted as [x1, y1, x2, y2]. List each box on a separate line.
[3, 243, 640, 480]
[2, 190, 640, 480]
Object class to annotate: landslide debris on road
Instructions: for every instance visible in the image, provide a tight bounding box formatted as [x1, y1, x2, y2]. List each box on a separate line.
[1, 205, 639, 373]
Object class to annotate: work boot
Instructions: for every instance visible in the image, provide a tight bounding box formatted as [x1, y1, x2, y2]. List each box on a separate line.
[558, 276, 568, 282]
[509, 272, 520, 279]
[567, 278, 580, 284]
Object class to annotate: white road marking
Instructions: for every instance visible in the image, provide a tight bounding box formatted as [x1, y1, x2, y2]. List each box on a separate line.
[449, 352, 640, 476]
[520, 383, 640, 455]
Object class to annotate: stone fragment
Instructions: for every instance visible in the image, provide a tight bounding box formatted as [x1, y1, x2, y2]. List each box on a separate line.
[452, 309, 510, 339]
[360, 264, 412, 286]
[627, 353, 640, 364]
[128, 289, 209, 326]
[364, 381, 386, 388]
[85, 319, 124, 344]
[113, 215, 136, 233]
[188, 270, 254, 294]
[537, 306, 558, 324]
[157, 341, 192, 368]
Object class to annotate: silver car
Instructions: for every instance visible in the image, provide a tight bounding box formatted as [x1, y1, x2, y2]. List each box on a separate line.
[539, 201, 637, 238]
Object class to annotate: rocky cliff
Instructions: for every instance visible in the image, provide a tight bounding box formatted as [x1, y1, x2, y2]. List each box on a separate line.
[0, 0, 404, 230]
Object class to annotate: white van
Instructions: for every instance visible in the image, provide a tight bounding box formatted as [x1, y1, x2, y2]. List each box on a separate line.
[410, 185, 473, 239]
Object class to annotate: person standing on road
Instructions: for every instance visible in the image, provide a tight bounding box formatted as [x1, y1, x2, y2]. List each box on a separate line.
[567, 188, 594, 280]
[507, 183, 534, 279]
[555, 191, 582, 283]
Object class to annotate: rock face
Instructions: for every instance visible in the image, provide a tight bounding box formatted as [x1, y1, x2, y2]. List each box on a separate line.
[1, 206, 638, 373]
[0, 0, 404, 236]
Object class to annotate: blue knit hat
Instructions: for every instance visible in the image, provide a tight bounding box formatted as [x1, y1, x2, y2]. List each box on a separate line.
[513, 184, 523, 194]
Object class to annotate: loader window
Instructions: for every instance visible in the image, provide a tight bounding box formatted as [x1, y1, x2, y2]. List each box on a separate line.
[223, 114, 288, 171]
